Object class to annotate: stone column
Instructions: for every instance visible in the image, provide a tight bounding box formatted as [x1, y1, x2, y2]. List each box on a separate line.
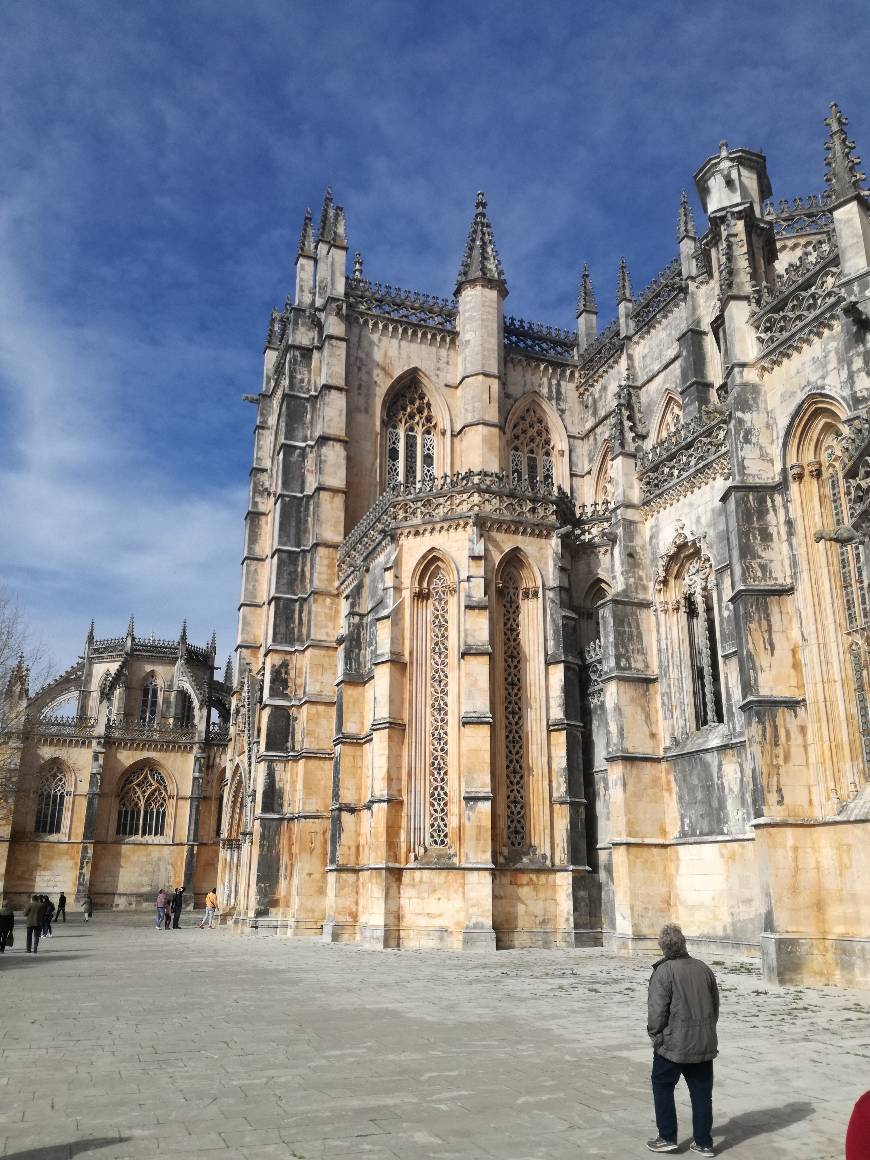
[75, 743, 104, 904]
[181, 747, 204, 903]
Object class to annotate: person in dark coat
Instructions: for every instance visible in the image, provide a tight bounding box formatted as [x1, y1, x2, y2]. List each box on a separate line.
[646, 923, 720, 1156]
[55, 891, 67, 923]
[41, 895, 55, 937]
[171, 887, 184, 928]
[0, 903, 14, 952]
[24, 895, 46, 954]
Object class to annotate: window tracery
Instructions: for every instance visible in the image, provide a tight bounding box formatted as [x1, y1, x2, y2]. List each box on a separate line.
[593, 443, 614, 507]
[116, 766, 169, 838]
[34, 762, 68, 835]
[655, 396, 683, 443]
[508, 405, 555, 490]
[384, 383, 437, 489]
[501, 568, 527, 848]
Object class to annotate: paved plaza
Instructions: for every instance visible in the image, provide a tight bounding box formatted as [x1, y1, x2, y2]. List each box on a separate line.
[0, 918, 866, 1159]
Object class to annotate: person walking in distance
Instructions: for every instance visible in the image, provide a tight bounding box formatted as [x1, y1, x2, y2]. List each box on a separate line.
[199, 888, 218, 929]
[646, 923, 720, 1156]
[55, 891, 67, 923]
[41, 895, 55, 938]
[155, 888, 167, 930]
[82, 894, 93, 922]
[0, 901, 14, 952]
[171, 886, 184, 929]
[24, 894, 46, 954]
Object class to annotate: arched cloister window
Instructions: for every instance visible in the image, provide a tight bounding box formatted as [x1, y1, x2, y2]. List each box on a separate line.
[583, 579, 611, 647]
[655, 536, 724, 742]
[34, 761, 69, 835]
[408, 556, 456, 857]
[116, 766, 169, 838]
[789, 403, 870, 800]
[139, 677, 159, 725]
[592, 442, 613, 508]
[177, 690, 195, 728]
[654, 395, 683, 443]
[507, 403, 555, 490]
[493, 553, 549, 861]
[384, 381, 439, 490]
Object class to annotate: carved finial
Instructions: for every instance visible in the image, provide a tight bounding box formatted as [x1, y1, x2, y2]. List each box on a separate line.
[179, 619, 188, 645]
[577, 263, 597, 314]
[616, 256, 632, 304]
[824, 102, 866, 203]
[317, 186, 335, 244]
[455, 190, 507, 295]
[677, 191, 696, 240]
[209, 630, 217, 656]
[296, 208, 314, 259]
[127, 615, 135, 637]
[353, 251, 363, 280]
[87, 619, 95, 644]
[223, 655, 234, 686]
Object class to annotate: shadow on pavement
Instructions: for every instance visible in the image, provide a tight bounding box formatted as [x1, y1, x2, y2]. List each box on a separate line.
[0, 953, 84, 970]
[715, 1100, 815, 1150]
[6, 1139, 127, 1159]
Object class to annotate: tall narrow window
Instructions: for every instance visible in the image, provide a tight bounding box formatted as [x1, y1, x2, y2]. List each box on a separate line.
[501, 568, 527, 848]
[117, 766, 168, 838]
[177, 690, 194, 728]
[507, 404, 555, 490]
[384, 382, 438, 490]
[685, 585, 723, 729]
[408, 559, 454, 856]
[34, 763, 67, 835]
[140, 680, 159, 725]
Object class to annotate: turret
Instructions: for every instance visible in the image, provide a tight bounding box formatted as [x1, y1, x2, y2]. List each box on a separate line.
[295, 208, 315, 308]
[576, 264, 597, 352]
[677, 191, 697, 279]
[617, 257, 633, 337]
[454, 191, 507, 471]
[315, 187, 347, 308]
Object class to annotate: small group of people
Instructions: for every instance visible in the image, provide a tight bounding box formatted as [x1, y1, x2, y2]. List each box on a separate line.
[0, 891, 93, 956]
[154, 886, 218, 930]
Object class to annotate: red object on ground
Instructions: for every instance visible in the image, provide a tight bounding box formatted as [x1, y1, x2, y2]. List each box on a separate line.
[846, 1091, 870, 1160]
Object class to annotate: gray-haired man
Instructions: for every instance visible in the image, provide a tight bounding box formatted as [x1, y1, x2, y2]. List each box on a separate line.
[646, 923, 719, 1156]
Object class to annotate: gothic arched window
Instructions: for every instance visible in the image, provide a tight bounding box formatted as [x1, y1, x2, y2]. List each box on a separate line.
[34, 762, 68, 835]
[789, 405, 870, 803]
[384, 382, 437, 490]
[508, 404, 555, 490]
[654, 395, 683, 443]
[592, 442, 613, 508]
[139, 679, 159, 725]
[408, 558, 455, 856]
[116, 766, 169, 838]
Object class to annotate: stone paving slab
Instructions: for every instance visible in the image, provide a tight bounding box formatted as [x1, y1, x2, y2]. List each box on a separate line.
[1, 917, 866, 1159]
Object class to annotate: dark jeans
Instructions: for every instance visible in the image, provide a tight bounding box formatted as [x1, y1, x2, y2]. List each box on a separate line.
[651, 1052, 714, 1148]
[26, 926, 41, 953]
[0, 927, 11, 951]
[56, 906, 66, 923]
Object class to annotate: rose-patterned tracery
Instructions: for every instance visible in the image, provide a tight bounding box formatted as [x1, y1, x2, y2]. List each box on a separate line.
[508, 404, 555, 490]
[385, 382, 437, 489]
[116, 766, 169, 838]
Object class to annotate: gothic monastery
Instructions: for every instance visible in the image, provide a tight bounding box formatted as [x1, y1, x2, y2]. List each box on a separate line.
[4, 105, 870, 987]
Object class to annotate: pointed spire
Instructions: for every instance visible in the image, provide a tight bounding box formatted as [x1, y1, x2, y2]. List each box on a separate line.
[352, 252, 364, 281]
[209, 630, 217, 657]
[296, 208, 314, 259]
[616, 256, 633, 304]
[87, 620, 95, 644]
[677, 191, 696, 240]
[179, 619, 188, 644]
[455, 191, 507, 294]
[824, 102, 866, 203]
[576, 263, 597, 315]
[223, 655, 234, 687]
[317, 187, 335, 244]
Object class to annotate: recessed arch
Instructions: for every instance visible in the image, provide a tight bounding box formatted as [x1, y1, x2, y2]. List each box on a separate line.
[504, 393, 570, 490]
[380, 368, 452, 492]
[114, 759, 174, 840]
[33, 758, 73, 837]
[652, 392, 683, 444]
[592, 440, 613, 508]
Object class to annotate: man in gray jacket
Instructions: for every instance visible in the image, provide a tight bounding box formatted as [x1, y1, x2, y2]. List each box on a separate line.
[646, 923, 719, 1156]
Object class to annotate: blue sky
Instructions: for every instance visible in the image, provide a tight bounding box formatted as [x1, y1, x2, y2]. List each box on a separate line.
[1, 1, 868, 674]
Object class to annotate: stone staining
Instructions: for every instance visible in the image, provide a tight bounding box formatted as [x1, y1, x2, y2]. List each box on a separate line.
[427, 568, 451, 848]
[501, 568, 527, 851]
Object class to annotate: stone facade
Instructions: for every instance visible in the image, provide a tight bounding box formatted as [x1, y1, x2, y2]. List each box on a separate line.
[0, 622, 229, 909]
[221, 106, 868, 985]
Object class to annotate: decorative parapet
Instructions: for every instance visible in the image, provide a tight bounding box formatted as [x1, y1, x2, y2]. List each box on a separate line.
[751, 241, 842, 373]
[24, 714, 96, 739]
[207, 722, 230, 745]
[637, 408, 730, 513]
[105, 718, 198, 744]
[762, 193, 834, 238]
[578, 318, 622, 384]
[582, 639, 603, 705]
[504, 316, 576, 361]
[338, 471, 578, 581]
[346, 276, 457, 331]
[632, 257, 684, 332]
